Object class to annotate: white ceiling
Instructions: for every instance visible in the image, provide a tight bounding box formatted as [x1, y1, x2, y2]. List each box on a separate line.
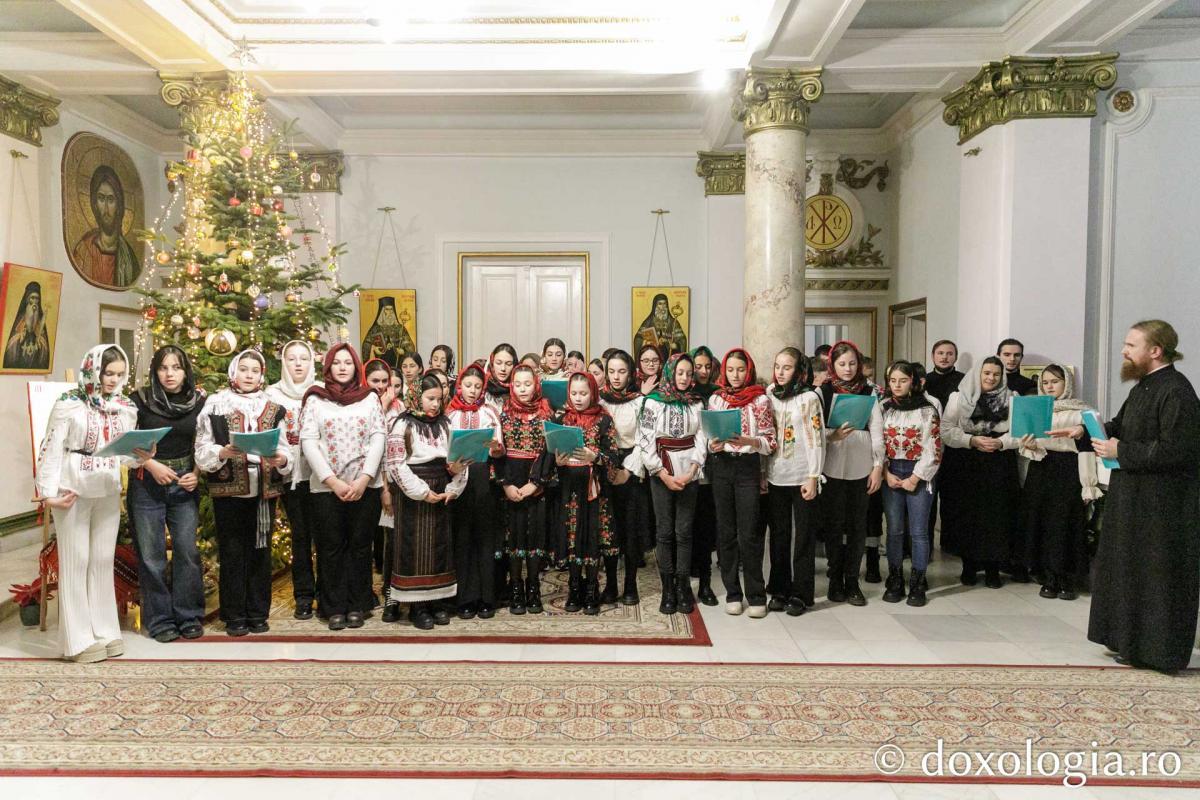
[0, 0, 1193, 154]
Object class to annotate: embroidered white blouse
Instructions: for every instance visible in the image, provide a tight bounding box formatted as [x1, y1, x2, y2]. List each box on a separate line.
[823, 398, 886, 482]
[194, 390, 294, 499]
[766, 389, 826, 486]
[1017, 407, 1103, 501]
[707, 393, 778, 456]
[600, 397, 646, 476]
[36, 397, 138, 499]
[265, 384, 312, 488]
[385, 417, 469, 501]
[636, 398, 709, 478]
[881, 403, 943, 484]
[299, 395, 386, 493]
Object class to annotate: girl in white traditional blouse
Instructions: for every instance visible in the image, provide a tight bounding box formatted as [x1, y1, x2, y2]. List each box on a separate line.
[820, 340, 885, 607]
[879, 361, 942, 607]
[385, 373, 469, 630]
[445, 363, 505, 620]
[37, 345, 141, 662]
[363, 358, 395, 608]
[266, 340, 322, 620]
[638, 353, 709, 615]
[707, 348, 777, 618]
[195, 349, 292, 637]
[765, 347, 826, 617]
[1018, 364, 1102, 601]
[599, 350, 649, 605]
[300, 343, 386, 632]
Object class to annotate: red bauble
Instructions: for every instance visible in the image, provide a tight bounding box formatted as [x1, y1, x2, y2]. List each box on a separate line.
[250, 203, 264, 216]
[273, 199, 284, 212]
[228, 197, 241, 207]
[144, 306, 158, 320]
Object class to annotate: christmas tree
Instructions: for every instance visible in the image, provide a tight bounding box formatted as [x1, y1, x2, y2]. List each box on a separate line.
[137, 70, 354, 390]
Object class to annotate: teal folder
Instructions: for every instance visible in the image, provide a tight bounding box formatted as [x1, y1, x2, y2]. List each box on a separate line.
[448, 428, 494, 463]
[231, 428, 281, 458]
[1010, 395, 1054, 439]
[542, 379, 569, 410]
[827, 394, 875, 431]
[701, 409, 742, 441]
[94, 427, 170, 458]
[543, 421, 585, 455]
[1082, 409, 1120, 470]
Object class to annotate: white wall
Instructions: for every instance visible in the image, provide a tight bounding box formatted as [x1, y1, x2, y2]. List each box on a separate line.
[0, 105, 168, 519]
[889, 106, 961, 365]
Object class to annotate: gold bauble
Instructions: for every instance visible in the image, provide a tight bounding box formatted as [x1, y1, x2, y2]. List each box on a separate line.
[204, 328, 237, 356]
[154, 251, 172, 265]
[240, 249, 254, 264]
[268, 157, 280, 170]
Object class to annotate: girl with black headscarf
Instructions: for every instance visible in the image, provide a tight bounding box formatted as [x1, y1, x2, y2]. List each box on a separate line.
[130, 345, 207, 642]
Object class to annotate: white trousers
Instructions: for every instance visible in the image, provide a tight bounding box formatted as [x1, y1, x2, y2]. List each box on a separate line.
[51, 494, 122, 657]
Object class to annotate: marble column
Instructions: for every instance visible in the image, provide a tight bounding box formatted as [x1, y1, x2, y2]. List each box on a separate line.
[736, 68, 822, 366]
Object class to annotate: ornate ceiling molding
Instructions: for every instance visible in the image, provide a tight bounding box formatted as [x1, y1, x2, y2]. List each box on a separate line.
[941, 53, 1118, 144]
[159, 71, 230, 133]
[695, 150, 745, 196]
[0, 74, 60, 147]
[734, 67, 824, 137]
[292, 151, 344, 194]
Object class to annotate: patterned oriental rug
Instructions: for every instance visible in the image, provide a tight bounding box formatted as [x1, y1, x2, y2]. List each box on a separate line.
[201, 570, 710, 646]
[0, 659, 1197, 785]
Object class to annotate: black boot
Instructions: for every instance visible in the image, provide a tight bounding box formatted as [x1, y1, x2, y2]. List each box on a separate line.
[960, 561, 978, 586]
[381, 602, 402, 623]
[827, 574, 846, 603]
[696, 572, 718, 606]
[984, 567, 1003, 589]
[509, 578, 526, 615]
[658, 572, 677, 615]
[1039, 573, 1060, 599]
[621, 561, 640, 606]
[675, 576, 695, 614]
[526, 575, 544, 614]
[565, 566, 583, 613]
[865, 547, 882, 583]
[906, 570, 927, 607]
[882, 567, 906, 603]
[845, 578, 867, 606]
[583, 573, 601, 615]
[600, 556, 619, 605]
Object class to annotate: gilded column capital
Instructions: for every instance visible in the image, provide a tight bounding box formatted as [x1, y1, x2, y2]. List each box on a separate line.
[941, 53, 1118, 144]
[695, 150, 745, 196]
[734, 67, 823, 136]
[0, 74, 60, 147]
[159, 71, 229, 131]
[293, 151, 345, 194]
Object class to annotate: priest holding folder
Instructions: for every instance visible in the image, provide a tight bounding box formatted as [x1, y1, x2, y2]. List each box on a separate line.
[1052, 320, 1200, 674]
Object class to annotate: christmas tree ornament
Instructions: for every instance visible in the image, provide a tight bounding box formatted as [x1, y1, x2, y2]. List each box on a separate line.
[289, 150, 299, 161]
[187, 326, 201, 340]
[218, 272, 231, 293]
[250, 203, 264, 216]
[272, 199, 284, 212]
[241, 249, 255, 263]
[285, 292, 299, 303]
[170, 314, 184, 327]
[268, 157, 280, 170]
[271, 185, 283, 195]
[166, 170, 179, 181]
[352, 289, 360, 297]
[254, 294, 270, 310]
[307, 328, 321, 341]
[239, 145, 253, 158]
[166, 180, 177, 194]
[186, 149, 199, 162]
[144, 306, 158, 320]
[154, 251, 172, 265]
[205, 328, 238, 355]
[309, 171, 321, 185]
[279, 225, 292, 237]
[192, 315, 201, 326]
[247, 283, 261, 298]
[228, 196, 241, 207]
[190, 198, 205, 213]
[186, 262, 201, 277]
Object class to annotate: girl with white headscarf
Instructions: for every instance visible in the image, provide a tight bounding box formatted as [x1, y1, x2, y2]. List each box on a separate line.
[1016, 364, 1102, 600]
[266, 340, 322, 620]
[195, 349, 292, 637]
[36, 345, 140, 662]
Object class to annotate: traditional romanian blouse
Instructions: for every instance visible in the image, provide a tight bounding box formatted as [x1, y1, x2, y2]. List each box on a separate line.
[822, 400, 885, 482]
[265, 383, 312, 487]
[707, 393, 778, 456]
[766, 389, 826, 486]
[195, 389, 293, 499]
[37, 396, 137, 499]
[881, 403, 943, 484]
[385, 416, 468, 501]
[299, 394, 386, 493]
[599, 396, 645, 476]
[637, 398, 709, 478]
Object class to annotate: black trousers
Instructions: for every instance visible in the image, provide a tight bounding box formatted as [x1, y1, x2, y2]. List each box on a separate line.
[649, 476, 698, 575]
[213, 496, 275, 626]
[282, 483, 319, 604]
[310, 487, 382, 617]
[825, 476, 870, 582]
[710, 453, 765, 604]
[454, 462, 496, 606]
[609, 461, 650, 569]
[766, 483, 817, 605]
[690, 483, 717, 579]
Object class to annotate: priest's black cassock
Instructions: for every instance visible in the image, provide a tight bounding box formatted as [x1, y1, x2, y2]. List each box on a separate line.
[1088, 364, 1200, 671]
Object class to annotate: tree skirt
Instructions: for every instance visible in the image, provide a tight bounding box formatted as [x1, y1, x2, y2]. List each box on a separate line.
[0, 659, 1197, 785]
[202, 569, 710, 646]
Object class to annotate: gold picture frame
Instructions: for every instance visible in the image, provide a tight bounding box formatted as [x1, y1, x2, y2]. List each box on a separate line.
[359, 289, 417, 369]
[0, 262, 62, 375]
[631, 286, 690, 358]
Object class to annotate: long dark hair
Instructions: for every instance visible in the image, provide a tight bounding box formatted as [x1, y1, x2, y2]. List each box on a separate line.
[542, 337, 566, 356]
[882, 360, 937, 414]
[431, 343, 456, 375]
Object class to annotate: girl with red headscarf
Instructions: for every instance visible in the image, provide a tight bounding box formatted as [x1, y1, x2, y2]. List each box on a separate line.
[819, 340, 885, 607]
[496, 364, 555, 615]
[707, 348, 778, 618]
[300, 343, 387, 631]
[551, 371, 620, 613]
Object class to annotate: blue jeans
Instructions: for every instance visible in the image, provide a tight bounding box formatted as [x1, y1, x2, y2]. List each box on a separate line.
[128, 472, 204, 635]
[882, 459, 933, 572]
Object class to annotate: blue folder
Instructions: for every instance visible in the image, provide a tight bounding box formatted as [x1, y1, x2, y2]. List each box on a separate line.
[827, 394, 875, 431]
[543, 421, 585, 454]
[1010, 395, 1054, 439]
[231, 428, 281, 458]
[701, 409, 741, 441]
[448, 428, 494, 463]
[94, 427, 170, 458]
[1081, 409, 1120, 470]
[542, 379, 569, 410]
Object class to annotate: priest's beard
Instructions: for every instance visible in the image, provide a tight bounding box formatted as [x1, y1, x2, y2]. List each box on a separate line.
[1120, 357, 1150, 382]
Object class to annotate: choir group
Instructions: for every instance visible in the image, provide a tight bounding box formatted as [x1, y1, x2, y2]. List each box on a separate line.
[35, 333, 1102, 663]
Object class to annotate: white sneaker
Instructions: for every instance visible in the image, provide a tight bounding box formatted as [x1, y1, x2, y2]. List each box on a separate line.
[104, 639, 125, 657]
[725, 600, 744, 615]
[67, 642, 107, 663]
[747, 605, 768, 618]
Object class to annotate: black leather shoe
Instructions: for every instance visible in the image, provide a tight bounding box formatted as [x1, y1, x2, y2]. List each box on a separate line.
[583, 577, 601, 616]
[432, 608, 451, 625]
[767, 596, 786, 612]
[985, 570, 1003, 589]
[675, 576, 695, 614]
[1039, 583, 1060, 599]
[882, 570, 906, 603]
[248, 620, 270, 634]
[179, 623, 203, 640]
[328, 614, 347, 631]
[960, 568, 978, 586]
[526, 577, 544, 614]
[827, 575, 847, 603]
[382, 604, 402, 623]
[785, 597, 806, 616]
[696, 578, 718, 607]
[509, 578, 526, 615]
[411, 608, 435, 630]
[293, 601, 314, 620]
[458, 603, 478, 620]
[1058, 585, 1078, 601]
[153, 628, 181, 643]
[600, 558, 619, 605]
[845, 580, 867, 606]
[226, 622, 249, 637]
[564, 576, 583, 613]
[658, 572, 676, 615]
[1009, 565, 1031, 583]
[346, 612, 364, 629]
[478, 604, 496, 620]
